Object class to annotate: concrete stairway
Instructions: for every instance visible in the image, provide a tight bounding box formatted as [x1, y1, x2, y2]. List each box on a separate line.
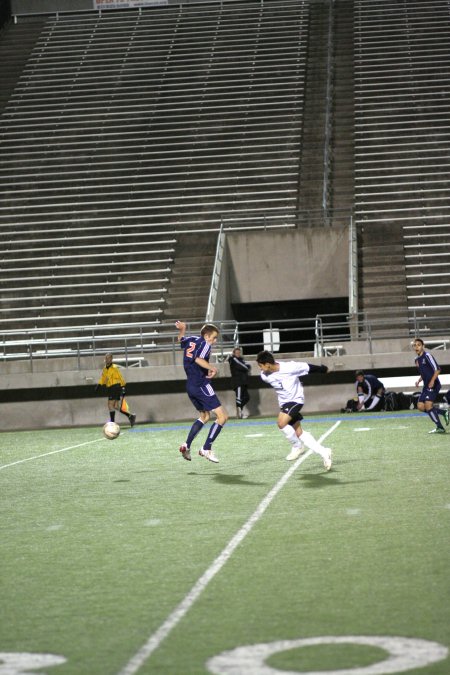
[297, 0, 354, 227]
[161, 233, 217, 324]
[0, 18, 45, 113]
[358, 223, 409, 333]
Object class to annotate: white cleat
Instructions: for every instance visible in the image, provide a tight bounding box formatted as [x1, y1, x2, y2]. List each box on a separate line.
[179, 443, 191, 461]
[199, 447, 219, 463]
[286, 445, 305, 461]
[323, 448, 332, 471]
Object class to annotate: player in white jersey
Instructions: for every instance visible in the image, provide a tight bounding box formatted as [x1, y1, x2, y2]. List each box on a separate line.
[256, 350, 332, 470]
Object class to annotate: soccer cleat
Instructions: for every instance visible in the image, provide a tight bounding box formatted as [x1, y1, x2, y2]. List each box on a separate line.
[323, 448, 332, 471]
[179, 443, 191, 461]
[129, 414, 136, 427]
[443, 409, 450, 426]
[428, 427, 446, 434]
[286, 445, 305, 461]
[199, 447, 219, 463]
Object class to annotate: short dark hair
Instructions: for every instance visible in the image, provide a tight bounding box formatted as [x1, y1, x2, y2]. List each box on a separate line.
[355, 370, 364, 377]
[256, 350, 275, 365]
[201, 323, 219, 337]
[414, 337, 424, 346]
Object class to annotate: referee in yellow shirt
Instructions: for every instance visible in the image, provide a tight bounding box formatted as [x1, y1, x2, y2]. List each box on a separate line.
[96, 353, 136, 426]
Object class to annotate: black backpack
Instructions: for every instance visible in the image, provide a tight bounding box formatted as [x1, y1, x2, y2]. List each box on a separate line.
[384, 391, 400, 411]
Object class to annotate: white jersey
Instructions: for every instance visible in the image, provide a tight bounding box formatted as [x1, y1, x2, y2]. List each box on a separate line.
[260, 361, 310, 406]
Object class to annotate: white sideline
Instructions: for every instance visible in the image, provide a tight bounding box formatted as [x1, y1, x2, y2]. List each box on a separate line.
[0, 438, 104, 471]
[117, 420, 341, 675]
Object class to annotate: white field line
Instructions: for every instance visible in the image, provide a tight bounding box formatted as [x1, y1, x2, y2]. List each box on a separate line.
[118, 420, 341, 675]
[0, 437, 105, 471]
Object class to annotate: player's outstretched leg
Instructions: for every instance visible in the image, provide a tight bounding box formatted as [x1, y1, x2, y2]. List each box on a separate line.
[300, 430, 332, 471]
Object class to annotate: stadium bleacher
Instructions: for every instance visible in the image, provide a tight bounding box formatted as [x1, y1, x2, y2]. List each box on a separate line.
[354, 0, 450, 334]
[0, 0, 308, 335]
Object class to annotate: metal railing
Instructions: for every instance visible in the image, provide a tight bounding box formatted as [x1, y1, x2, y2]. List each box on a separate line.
[1, 310, 449, 371]
[205, 224, 226, 322]
[348, 214, 358, 321]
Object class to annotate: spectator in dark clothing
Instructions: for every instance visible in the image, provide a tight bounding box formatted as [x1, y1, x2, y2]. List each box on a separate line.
[228, 347, 251, 418]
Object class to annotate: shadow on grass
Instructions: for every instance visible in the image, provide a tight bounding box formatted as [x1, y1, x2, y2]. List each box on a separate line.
[186, 472, 267, 486]
[214, 473, 267, 486]
[298, 473, 379, 488]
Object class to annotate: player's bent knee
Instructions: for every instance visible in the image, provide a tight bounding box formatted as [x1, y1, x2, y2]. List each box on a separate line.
[215, 407, 228, 425]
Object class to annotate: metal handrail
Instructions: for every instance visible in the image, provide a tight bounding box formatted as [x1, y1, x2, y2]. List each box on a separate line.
[205, 223, 226, 322]
[1, 311, 449, 368]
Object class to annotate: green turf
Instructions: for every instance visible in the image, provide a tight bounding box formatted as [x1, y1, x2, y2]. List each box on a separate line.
[0, 412, 449, 674]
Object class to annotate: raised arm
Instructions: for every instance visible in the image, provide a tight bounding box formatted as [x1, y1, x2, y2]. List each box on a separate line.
[175, 320, 186, 342]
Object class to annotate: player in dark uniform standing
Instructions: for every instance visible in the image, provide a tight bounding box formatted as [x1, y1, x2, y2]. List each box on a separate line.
[413, 338, 449, 434]
[228, 347, 251, 418]
[176, 320, 228, 463]
[355, 371, 385, 411]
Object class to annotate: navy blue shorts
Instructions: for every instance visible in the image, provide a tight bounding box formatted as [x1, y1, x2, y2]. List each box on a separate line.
[419, 384, 441, 404]
[280, 401, 304, 425]
[187, 382, 222, 412]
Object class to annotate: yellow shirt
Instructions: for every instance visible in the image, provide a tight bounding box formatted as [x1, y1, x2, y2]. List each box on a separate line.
[98, 364, 126, 388]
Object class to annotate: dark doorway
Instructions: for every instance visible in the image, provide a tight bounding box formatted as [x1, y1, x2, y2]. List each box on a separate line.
[231, 298, 348, 353]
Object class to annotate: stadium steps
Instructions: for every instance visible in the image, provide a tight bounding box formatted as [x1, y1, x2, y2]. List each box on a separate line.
[357, 224, 409, 334]
[160, 233, 216, 324]
[354, 0, 450, 334]
[297, 0, 354, 226]
[0, 0, 308, 335]
[0, 18, 45, 113]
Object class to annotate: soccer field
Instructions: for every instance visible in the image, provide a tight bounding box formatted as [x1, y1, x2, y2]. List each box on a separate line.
[1, 412, 449, 675]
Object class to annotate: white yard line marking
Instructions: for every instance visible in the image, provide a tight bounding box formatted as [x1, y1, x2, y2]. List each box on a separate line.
[0, 438, 104, 471]
[118, 420, 341, 675]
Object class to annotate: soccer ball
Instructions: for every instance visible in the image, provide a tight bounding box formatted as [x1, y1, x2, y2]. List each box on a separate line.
[103, 421, 120, 440]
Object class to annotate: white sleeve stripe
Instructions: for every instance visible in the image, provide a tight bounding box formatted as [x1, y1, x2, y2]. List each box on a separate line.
[426, 352, 439, 370]
[199, 344, 210, 359]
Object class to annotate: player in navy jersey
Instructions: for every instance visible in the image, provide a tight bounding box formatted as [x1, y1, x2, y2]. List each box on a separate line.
[413, 338, 449, 434]
[355, 371, 385, 411]
[176, 320, 228, 463]
[228, 346, 251, 418]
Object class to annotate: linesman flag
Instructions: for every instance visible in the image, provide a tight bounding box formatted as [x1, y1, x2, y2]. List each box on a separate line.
[120, 396, 130, 415]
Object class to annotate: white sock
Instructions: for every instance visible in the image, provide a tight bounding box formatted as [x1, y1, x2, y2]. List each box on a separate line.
[299, 430, 327, 458]
[366, 395, 380, 410]
[280, 425, 301, 448]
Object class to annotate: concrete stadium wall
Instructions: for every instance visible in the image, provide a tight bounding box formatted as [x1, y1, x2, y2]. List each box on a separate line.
[3, 345, 449, 431]
[226, 226, 348, 303]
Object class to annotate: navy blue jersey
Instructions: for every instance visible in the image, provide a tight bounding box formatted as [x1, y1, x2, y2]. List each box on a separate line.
[228, 354, 251, 386]
[180, 334, 211, 386]
[355, 374, 384, 399]
[415, 351, 441, 389]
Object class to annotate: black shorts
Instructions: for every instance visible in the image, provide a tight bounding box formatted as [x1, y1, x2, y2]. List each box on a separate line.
[107, 384, 122, 401]
[280, 401, 304, 425]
